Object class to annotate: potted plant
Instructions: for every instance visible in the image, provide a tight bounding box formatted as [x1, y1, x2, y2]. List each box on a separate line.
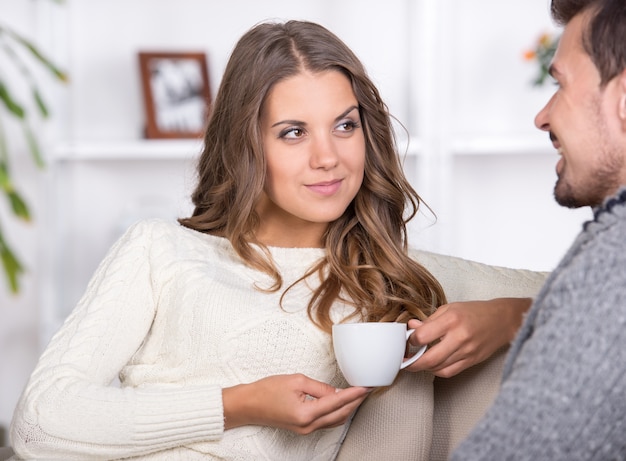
[0, 3, 68, 294]
[524, 32, 560, 87]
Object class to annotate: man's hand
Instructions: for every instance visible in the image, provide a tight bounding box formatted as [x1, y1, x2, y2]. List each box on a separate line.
[405, 298, 532, 377]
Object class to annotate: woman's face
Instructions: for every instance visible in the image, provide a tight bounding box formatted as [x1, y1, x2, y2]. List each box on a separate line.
[257, 70, 366, 247]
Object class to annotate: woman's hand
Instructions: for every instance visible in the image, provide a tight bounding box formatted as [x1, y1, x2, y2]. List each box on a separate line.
[405, 298, 532, 378]
[222, 374, 370, 434]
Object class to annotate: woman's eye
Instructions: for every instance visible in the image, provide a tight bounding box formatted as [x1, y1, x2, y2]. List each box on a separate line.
[280, 127, 304, 139]
[336, 120, 361, 133]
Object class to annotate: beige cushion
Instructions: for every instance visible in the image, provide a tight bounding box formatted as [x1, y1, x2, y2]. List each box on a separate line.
[336, 250, 549, 461]
[430, 346, 507, 460]
[336, 371, 435, 461]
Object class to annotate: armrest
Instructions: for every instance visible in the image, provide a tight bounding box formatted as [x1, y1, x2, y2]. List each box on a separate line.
[336, 250, 549, 461]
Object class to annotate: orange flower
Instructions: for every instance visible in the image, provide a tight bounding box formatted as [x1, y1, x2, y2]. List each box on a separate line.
[538, 33, 552, 48]
[523, 50, 537, 61]
[524, 30, 560, 86]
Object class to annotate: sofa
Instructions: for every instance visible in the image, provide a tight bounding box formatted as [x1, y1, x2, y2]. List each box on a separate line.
[336, 249, 549, 460]
[0, 250, 548, 461]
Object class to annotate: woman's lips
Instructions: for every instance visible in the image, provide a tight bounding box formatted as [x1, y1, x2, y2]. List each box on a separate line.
[306, 179, 342, 196]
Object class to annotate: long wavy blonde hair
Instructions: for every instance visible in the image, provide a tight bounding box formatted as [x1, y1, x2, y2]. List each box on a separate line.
[179, 20, 446, 333]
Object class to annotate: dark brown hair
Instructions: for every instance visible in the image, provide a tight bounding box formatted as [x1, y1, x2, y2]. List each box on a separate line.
[179, 20, 446, 332]
[551, 0, 626, 85]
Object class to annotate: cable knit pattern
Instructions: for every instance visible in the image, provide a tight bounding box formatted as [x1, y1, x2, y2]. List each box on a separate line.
[9, 219, 354, 460]
[452, 188, 626, 460]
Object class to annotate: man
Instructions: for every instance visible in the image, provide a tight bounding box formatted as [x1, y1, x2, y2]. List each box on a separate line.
[450, 0, 626, 459]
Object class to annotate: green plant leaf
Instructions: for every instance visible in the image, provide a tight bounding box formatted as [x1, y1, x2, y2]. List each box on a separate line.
[0, 162, 10, 189]
[22, 122, 45, 168]
[0, 225, 24, 294]
[0, 1, 67, 295]
[8, 192, 30, 221]
[7, 190, 31, 221]
[0, 157, 31, 220]
[0, 122, 7, 163]
[1, 30, 55, 117]
[0, 79, 26, 119]
[5, 28, 68, 83]
[32, 85, 50, 118]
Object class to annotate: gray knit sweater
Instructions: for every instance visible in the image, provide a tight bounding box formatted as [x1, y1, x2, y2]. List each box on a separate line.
[451, 188, 626, 461]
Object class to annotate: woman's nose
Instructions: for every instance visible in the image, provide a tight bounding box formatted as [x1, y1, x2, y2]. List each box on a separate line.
[310, 135, 339, 169]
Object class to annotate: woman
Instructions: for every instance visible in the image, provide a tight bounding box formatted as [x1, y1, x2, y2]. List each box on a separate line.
[10, 20, 527, 460]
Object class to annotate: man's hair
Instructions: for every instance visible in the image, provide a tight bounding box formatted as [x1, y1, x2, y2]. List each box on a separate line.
[552, 0, 626, 85]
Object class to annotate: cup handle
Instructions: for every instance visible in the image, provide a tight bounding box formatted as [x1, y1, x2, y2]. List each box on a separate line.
[400, 328, 427, 369]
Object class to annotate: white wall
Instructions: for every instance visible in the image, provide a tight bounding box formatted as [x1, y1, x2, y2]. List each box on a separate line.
[0, 0, 592, 438]
[0, 0, 54, 443]
[62, 0, 411, 142]
[401, 0, 589, 272]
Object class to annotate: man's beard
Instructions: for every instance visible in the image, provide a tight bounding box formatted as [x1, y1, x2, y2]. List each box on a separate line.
[554, 176, 583, 208]
[553, 92, 626, 209]
[554, 150, 623, 208]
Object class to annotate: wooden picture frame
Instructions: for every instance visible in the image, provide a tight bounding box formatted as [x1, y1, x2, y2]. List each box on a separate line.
[138, 51, 211, 139]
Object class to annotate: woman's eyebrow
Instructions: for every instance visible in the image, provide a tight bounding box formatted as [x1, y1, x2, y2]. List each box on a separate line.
[335, 105, 359, 122]
[271, 119, 305, 128]
[271, 105, 359, 128]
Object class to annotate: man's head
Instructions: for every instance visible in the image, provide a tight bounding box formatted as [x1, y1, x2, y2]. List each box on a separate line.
[534, 0, 626, 208]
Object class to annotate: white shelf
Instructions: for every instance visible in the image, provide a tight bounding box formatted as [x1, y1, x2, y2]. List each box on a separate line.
[400, 134, 553, 157]
[50, 136, 552, 163]
[449, 135, 554, 156]
[52, 139, 204, 161]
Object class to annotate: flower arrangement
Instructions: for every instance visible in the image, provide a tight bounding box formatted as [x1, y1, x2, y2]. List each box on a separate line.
[524, 32, 560, 86]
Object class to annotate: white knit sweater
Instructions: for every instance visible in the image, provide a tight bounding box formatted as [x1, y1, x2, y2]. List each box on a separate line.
[10, 219, 356, 460]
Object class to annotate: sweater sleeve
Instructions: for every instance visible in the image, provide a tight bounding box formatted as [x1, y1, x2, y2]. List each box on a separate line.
[10, 220, 225, 460]
[450, 227, 626, 460]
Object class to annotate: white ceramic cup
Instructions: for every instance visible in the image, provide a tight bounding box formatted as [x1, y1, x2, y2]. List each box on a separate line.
[332, 322, 427, 387]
